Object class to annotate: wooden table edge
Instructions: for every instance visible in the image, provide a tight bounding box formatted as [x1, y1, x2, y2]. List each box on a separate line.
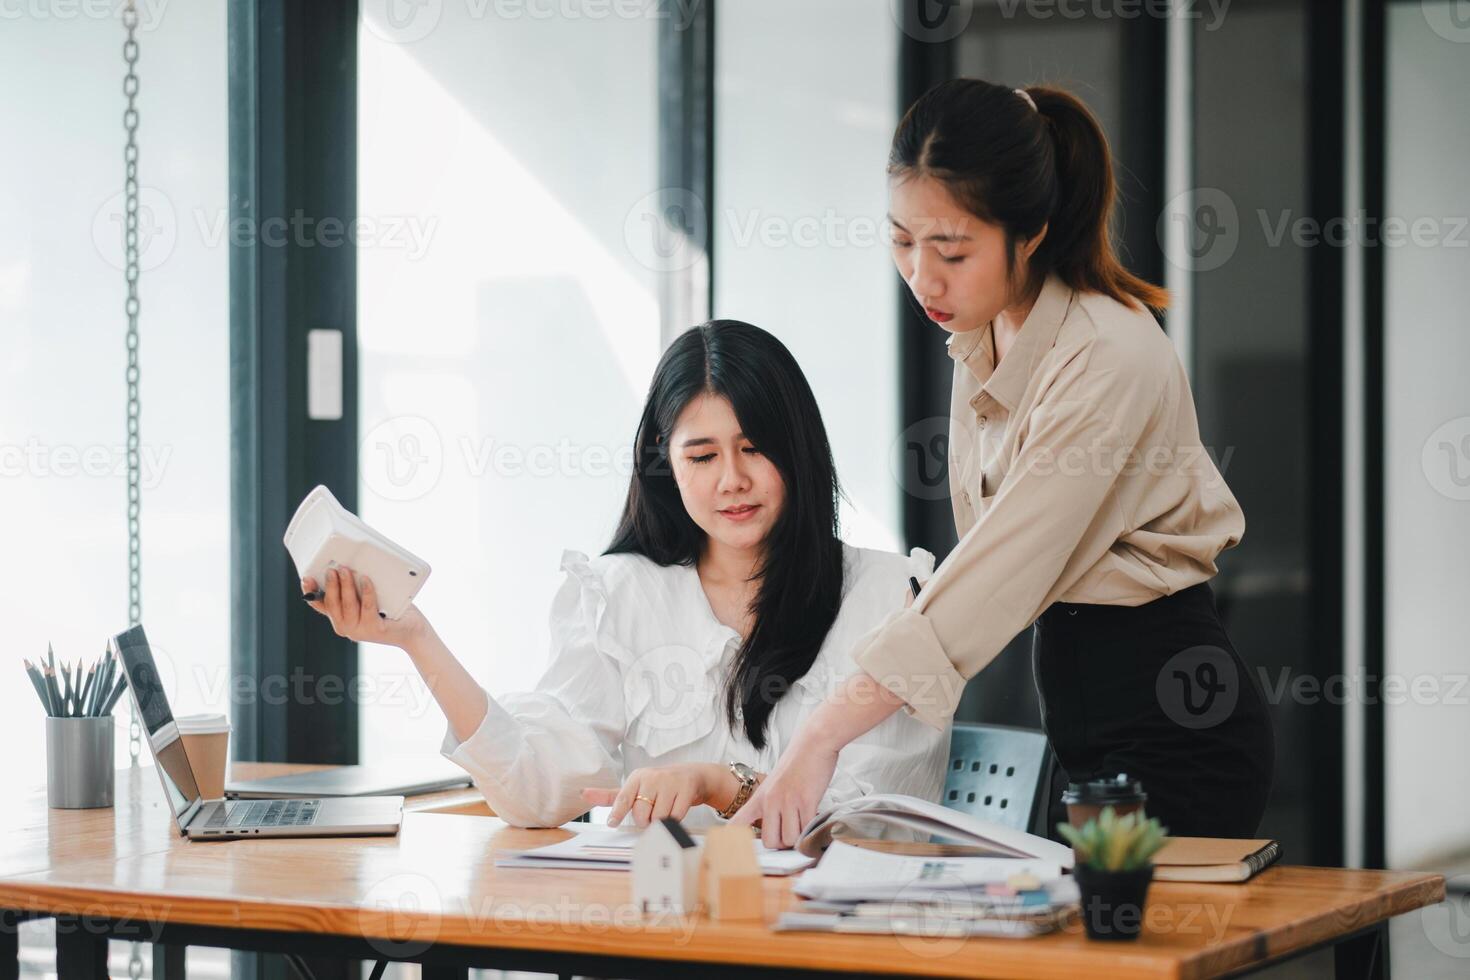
[0, 868, 1448, 980]
[1174, 869, 1445, 979]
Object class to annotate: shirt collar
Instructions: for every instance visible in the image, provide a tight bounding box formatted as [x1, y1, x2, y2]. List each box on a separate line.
[945, 272, 1074, 411]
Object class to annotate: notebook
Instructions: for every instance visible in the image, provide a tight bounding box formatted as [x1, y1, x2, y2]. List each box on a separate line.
[1151, 837, 1282, 882]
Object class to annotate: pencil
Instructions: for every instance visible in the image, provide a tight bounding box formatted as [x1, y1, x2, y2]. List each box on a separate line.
[77, 663, 96, 718]
[42, 662, 59, 715]
[60, 661, 74, 717]
[98, 653, 116, 716]
[86, 656, 104, 716]
[23, 660, 53, 716]
[99, 675, 129, 717]
[43, 666, 63, 717]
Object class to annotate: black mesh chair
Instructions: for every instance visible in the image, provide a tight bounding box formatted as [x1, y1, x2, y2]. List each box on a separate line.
[940, 722, 1059, 839]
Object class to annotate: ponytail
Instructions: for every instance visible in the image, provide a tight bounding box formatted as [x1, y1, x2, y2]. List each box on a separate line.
[1024, 86, 1167, 311]
[889, 79, 1168, 313]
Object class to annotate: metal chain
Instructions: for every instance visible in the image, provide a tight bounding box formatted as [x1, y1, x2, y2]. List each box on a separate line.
[122, 0, 143, 772]
[121, 16, 149, 980]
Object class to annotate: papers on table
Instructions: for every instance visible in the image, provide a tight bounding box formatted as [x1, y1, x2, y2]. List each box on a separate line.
[792, 840, 1063, 902]
[494, 825, 816, 876]
[795, 793, 1074, 867]
[776, 840, 1078, 938]
[773, 906, 1069, 938]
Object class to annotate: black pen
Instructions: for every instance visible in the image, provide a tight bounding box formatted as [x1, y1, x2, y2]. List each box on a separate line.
[909, 576, 922, 600]
[302, 589, 325, 602]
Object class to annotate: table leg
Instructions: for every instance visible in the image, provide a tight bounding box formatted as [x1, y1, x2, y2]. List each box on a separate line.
[1334, 922, 1391, 980]
[153, 942, 187, 979]
[0, 911, 19, 980]
[55, 916, 108, 979]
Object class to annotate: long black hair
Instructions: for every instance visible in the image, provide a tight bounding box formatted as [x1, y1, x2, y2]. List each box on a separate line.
[605, 320, 844, 750]
[890, 78, 1167, 312]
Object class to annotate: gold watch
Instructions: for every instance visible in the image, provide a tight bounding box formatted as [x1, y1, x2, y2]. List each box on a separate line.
[715, 761, 759, 819]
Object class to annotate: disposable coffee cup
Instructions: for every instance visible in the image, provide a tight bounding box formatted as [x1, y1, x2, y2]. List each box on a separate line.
[1061, 773, 1147, 828]
[177, 713, 231, 801]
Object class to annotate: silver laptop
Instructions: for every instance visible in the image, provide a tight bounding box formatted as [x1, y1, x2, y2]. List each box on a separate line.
[110, 624, 403, 840]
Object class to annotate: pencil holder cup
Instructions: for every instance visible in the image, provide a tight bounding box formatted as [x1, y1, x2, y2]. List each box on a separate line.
[46, 716, 115, 808]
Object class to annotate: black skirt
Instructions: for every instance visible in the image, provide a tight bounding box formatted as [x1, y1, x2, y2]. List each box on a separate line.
[1032, 581, 1275, 839]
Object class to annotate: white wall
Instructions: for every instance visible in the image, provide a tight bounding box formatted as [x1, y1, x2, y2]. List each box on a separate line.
[1383, 1, 1470, 870]
[713, 0, 902, 551]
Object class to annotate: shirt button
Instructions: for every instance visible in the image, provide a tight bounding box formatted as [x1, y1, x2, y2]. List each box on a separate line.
[962, 490, 972, 506]
[977, 415, 988, 429]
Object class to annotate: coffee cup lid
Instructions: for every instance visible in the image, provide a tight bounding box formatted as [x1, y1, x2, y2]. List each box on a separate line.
[175, 713, 231, 735]
[1061, 773, 1147, 805]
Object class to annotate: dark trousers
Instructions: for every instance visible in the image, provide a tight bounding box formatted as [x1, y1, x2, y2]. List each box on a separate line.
[1033, 581, 1275, 839]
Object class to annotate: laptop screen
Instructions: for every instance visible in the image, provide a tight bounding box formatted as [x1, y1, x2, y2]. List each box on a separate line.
[110, 625, 203, 829]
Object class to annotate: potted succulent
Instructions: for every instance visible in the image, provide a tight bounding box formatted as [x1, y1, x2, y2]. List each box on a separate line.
[1057, 806, 1169, 941]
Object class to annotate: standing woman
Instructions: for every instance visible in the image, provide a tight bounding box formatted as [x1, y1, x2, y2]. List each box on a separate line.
[734, 79, 1274, 848]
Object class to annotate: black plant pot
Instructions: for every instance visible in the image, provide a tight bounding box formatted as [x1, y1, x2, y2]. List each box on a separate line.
[1073, 863, 1154, 941]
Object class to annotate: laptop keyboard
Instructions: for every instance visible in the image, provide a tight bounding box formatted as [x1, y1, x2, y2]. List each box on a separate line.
[203, 799, 321, 830]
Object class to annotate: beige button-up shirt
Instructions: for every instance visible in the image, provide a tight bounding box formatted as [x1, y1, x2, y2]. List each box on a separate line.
[852, 272, 1244, 730]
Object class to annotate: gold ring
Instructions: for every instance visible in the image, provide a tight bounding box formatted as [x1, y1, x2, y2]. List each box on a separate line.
[634, 794, 655, 807]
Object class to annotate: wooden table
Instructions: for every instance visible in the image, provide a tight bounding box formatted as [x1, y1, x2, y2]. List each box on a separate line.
[0, 763, 1444, 980]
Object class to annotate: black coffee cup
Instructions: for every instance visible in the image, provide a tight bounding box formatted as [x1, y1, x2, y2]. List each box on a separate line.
[1061, 774, 1147, 828]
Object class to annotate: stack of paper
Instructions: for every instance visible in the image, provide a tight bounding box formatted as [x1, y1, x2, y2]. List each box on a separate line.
[795, 793, 1074, 867]
[775, 840, 1078, 938]
[494, 825, 816, 876]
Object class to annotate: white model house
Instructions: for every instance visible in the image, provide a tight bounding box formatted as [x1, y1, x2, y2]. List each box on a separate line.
[631, 817, 701, 916]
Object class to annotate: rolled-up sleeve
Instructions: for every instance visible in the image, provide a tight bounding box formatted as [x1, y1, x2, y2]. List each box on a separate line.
[441, 555, 626, 827]
[853, 366, 1154, 731]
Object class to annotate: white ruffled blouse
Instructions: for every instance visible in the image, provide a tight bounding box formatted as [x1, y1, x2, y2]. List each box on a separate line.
[441, 543, 950, 829]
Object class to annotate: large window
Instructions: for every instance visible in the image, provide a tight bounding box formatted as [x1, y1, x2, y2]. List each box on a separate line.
[0, 3, 230, 975]
[1382, 0, 1470, 872]
[1, 0, 230, 777]
[1190, 0, 1323, 861]
[356, 3, 662, 757]
[713, 0, 902, 552]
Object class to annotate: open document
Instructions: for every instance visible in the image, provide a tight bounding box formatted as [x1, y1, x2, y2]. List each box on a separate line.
[494, 824, 815, 876]
[795, 793, 1075, 868]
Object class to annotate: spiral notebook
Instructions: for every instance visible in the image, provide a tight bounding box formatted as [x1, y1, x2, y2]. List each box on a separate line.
[1151, 837, 1282, 882]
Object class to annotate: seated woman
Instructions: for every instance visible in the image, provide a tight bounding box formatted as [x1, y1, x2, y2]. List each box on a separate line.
[303, 320, 948, 830]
